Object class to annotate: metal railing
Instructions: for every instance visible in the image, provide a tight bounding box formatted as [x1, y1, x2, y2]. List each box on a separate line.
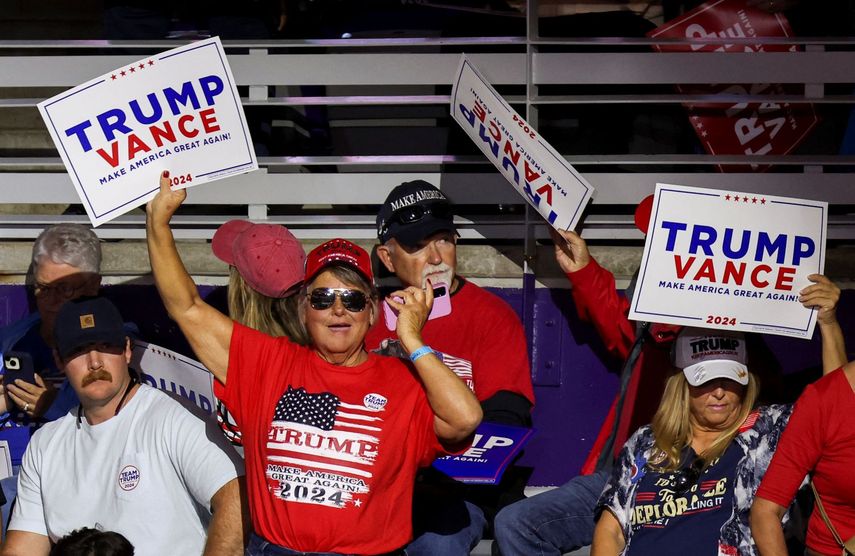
[1, 31, 854, 243]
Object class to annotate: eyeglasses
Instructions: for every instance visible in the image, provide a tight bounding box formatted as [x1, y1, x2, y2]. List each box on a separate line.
[308, 288, 369, 312]
[671, 457, 705, 495]
[380, 203, 454, 236]
[33, 279, 91, 300]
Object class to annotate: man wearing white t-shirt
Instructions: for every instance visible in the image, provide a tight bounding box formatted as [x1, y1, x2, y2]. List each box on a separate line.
[1, 296, 247, 555]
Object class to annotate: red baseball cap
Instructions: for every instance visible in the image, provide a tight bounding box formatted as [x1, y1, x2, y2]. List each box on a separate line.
[212, 220, 306, 298]
[305, 239, 373, 284]
[634, 194, 655, 234]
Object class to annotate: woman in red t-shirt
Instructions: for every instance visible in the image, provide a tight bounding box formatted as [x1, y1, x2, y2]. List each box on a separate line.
[752, 361, 855, 556]
[146, 171, 482, 554]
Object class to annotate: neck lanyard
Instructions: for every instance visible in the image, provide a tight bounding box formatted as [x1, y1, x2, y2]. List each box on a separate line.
[77, 376, 137, 427]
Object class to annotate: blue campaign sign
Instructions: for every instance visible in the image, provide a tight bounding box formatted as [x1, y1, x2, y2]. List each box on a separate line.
[432, 422, 534, 484]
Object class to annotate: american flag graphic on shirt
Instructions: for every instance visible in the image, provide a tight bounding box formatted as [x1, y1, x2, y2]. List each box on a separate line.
[274, 387, 339, 430]
[371, 340, 474, 392]
[266, 386, 385, 509]
[437, 351, 474, 391]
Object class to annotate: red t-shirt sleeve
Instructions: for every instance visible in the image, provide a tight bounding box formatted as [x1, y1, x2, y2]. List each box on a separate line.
[756, 381, 824, 508]
[470, 297, 534, 404]
[213, 378, 226, 399]
[221, 322, 295, 427]
[567, 257, 634, 360]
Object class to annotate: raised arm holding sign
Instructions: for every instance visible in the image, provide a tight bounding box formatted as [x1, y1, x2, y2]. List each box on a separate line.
[38, 37, 257, 227]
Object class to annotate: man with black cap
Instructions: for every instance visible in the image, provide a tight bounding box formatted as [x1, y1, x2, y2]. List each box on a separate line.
[2, 296, 247, 556]
[367, 180, 535, 555]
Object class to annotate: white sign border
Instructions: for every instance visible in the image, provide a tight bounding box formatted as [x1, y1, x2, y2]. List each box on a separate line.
[450, 55, 594, 231]
[39, 37, 255, 224]
[630, 183, 827, 338]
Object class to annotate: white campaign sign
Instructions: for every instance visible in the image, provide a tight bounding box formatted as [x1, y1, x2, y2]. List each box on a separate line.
[628, 183, 827, 338]
[0, 441, 12, 481]
[450, 56, 594, 230]
[130, 341, 216, 415]
[38, 36, 257, 227]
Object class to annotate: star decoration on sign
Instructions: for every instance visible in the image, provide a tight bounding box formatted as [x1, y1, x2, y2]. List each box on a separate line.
[724, 193, 766, 205]
[111, 60, 154, 81]
[151, 347, 176, 360]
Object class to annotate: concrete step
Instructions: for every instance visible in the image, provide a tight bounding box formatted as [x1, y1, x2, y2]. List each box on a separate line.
[471, 539, 591, 555]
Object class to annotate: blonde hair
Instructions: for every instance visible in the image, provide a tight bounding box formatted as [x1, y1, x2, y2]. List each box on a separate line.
[228, 267, 309, 345]
[649, 371, 759, 472]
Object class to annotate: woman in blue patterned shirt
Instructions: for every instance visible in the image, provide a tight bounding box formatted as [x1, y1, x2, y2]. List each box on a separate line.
[591, 327, 792, 556]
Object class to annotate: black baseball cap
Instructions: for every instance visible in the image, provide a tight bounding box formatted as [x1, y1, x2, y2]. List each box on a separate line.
[54, 296, 126, 360]
[376, 180, 456, 246]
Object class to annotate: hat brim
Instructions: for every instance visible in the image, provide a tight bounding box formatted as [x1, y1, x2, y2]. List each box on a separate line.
[305, 258, 372, 285]
[212, 220, 254, 265]
[388, 216, 456, 247]
[683, 361, 750, 387]
[58, 330, 127, 361]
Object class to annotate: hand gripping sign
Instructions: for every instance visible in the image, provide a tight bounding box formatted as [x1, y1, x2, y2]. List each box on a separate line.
[38, 37, 258, 227]
[628, 183, 827, 339]
[451, 56, 594, 231]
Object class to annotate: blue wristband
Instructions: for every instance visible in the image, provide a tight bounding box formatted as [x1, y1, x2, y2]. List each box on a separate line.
[409, 346, 434, 363]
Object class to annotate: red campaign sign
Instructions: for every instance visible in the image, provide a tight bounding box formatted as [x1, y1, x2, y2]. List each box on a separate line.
[648, 0, 818, 170]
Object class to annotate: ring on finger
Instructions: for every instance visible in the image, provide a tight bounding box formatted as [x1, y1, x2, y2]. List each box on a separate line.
[23, 402, 30, 412]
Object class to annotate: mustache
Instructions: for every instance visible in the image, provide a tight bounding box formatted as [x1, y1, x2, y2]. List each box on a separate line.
[81, 370, 112, 387]
[422, 263, 452, 281]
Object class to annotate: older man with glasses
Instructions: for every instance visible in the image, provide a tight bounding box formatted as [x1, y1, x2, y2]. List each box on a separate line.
[146, 170, 481, 555]
[0, 224, 106, 531]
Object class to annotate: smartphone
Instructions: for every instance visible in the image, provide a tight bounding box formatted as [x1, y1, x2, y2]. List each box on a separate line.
[384, 283, 452, 331]
[3, 351, 36, 387]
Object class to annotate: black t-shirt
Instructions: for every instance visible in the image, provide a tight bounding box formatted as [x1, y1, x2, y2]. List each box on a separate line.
[626, 442, 742, 555]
